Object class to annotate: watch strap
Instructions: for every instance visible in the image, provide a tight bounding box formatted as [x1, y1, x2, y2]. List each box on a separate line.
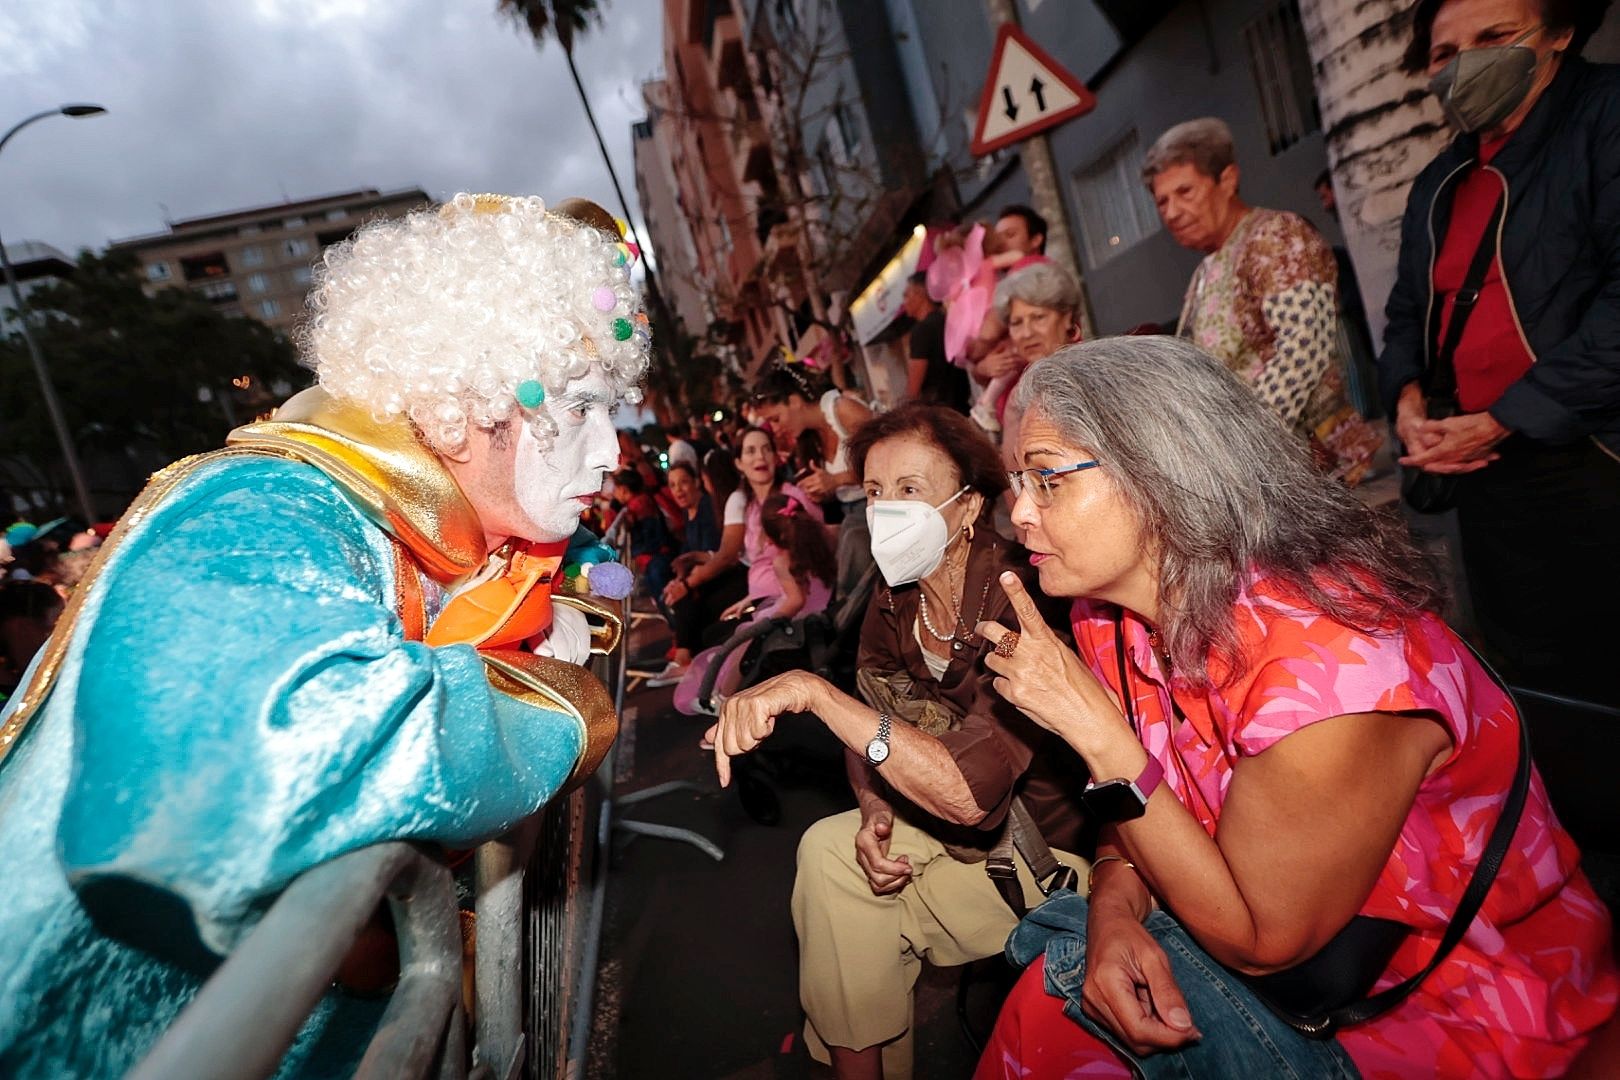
[1129, 753, 1163, 802]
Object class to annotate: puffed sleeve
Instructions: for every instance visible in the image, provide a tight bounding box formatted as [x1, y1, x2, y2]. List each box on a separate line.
[56, 458, 587, 963]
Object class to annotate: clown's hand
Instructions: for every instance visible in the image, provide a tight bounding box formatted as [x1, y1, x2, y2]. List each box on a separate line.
[534, 603, 592, 666]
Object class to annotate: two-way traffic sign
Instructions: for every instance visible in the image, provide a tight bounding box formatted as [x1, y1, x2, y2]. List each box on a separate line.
[969, 23, 1097, 158]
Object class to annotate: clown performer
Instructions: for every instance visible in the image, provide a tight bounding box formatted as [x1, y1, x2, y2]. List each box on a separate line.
[0, 193, 649, 1075]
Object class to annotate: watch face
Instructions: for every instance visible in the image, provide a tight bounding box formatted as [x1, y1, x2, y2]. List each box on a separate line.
[1082, 779, 1148, 823]
[865, 737, 890, 765]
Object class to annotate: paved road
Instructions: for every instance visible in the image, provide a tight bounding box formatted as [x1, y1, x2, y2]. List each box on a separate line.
[587, 640, 987, 1079]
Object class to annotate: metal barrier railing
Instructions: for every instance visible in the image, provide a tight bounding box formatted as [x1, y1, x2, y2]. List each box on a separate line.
[132, 583, 631, 1080]
[130, 842, 466, 1080]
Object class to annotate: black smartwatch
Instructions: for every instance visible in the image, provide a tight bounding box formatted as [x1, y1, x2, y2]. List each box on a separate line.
[1080, 755, 1164, 823]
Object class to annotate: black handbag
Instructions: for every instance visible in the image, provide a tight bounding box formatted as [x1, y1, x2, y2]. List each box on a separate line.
[1400, 194, 1505, 514]
[1112, 620, 1533, 1038]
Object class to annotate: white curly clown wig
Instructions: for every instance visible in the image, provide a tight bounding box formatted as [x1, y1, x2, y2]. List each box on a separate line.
[304, 193, 651, 454]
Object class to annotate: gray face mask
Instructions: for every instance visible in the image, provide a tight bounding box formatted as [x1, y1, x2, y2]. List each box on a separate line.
[1428, 28, 1542, 134]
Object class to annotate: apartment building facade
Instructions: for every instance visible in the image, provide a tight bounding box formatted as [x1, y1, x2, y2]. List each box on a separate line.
[1, 241, 75, 335]
[108, 187, 430, 335]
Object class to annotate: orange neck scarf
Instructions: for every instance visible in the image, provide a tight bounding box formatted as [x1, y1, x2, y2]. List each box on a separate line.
[424, 539, 570, 650]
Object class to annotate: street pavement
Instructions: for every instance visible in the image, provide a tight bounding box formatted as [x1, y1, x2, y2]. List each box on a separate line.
[587, 624, 984, 1080]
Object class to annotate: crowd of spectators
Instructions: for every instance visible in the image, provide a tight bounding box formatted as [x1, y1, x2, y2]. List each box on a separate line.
[1, 3, 1612, 1071]
[695, 0, 1620, 1076]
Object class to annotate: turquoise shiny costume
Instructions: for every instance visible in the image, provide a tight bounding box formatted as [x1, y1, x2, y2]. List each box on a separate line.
[0, 408, 609, 1074]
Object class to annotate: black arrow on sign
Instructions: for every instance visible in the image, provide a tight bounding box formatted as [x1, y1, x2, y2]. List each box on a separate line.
[1030, 76, 1047, 112]
[1001, 86, 1020, 121]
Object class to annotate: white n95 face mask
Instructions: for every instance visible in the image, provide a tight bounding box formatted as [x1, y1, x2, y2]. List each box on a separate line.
[865, 486, 968, 587]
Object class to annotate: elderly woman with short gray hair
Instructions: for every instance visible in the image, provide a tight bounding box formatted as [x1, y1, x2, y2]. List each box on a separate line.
[973, 260, 1084, 440]
[1144, 117, 1380, 484]
[971, 335, 1616, 1078]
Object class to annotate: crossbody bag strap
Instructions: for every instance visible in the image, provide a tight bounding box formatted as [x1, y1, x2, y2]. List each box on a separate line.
[1329, 639, 1532, 1028]
[985, 823, 1025, 917]
[1425, 193, 1506, 407]
[1010, 797, 1076, 894]
[986, 797, 1078, 917]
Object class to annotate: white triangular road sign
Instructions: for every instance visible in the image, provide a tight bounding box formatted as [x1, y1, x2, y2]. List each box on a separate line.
[971, 25, 1096, 157]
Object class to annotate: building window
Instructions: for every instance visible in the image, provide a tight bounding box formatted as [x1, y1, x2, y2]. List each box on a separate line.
[291, 266, 313, 286]
[197, 280, 238, 302]
[246, 273, 270, 294]
[1242, 0, 1321, 155]
[146, 261, 171, 282]
[774, 0, 799, 36]
[283, 215, 306, 229]
[260, 299, 282, 318]
[181, 252, 232, 282]
[240, 245, 265, 267]
[284, 238, 312, 258]
[1070, 130, 1162, 269]
[240, 223, 263, 236]
[831, 100, 861, 161]
[324, 208, 347, 222]
[816, 136, 838, 195]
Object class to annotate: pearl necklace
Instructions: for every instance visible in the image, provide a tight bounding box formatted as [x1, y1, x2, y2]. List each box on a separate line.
[918, 572, 995, 653]
[917, 589, 957, 642]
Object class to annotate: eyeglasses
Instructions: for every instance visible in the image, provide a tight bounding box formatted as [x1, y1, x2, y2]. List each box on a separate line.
[1007, 460, 1100, 507]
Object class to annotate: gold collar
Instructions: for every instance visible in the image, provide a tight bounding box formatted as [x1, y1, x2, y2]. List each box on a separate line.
[227, 387, 486, 583]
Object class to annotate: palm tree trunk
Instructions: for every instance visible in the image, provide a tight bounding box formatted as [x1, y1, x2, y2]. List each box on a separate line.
[561, 43, 666, 311]
[1299, 0, 1448, 347]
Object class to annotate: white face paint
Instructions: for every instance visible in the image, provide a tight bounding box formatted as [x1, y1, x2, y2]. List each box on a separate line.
[511, 369, 622, 542]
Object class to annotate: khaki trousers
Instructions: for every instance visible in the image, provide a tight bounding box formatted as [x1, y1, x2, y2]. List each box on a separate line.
[791, 808, 1087, 1079]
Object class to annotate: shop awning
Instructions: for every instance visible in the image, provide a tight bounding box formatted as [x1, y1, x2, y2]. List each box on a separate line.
[849, 225, 928, 345]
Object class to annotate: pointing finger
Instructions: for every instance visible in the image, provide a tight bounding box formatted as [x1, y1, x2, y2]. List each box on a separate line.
[997, 571, 1045, 632]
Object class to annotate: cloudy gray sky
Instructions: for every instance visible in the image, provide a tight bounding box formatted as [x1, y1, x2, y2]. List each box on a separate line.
[0, 0, 662, 256]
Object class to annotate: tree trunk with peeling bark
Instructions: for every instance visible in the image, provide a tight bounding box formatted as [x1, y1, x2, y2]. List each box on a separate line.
[1299, 0, 1449, 348]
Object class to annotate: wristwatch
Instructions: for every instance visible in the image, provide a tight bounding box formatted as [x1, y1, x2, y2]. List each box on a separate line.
[865, 712, 892, 766]
[1081, 754, 1163, 823]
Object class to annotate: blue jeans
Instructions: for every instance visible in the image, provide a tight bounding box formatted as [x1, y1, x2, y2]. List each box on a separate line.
[1006, 891, 1361, 1080]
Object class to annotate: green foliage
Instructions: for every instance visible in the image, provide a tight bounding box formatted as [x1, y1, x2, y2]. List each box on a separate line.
[0, 250, 306, 466]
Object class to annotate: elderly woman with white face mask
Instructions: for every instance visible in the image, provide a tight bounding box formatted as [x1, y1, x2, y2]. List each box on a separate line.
[705, 404, 1090, 1080]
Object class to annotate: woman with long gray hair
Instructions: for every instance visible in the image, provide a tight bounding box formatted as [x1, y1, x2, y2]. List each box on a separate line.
[973, 336, 1615, 1077]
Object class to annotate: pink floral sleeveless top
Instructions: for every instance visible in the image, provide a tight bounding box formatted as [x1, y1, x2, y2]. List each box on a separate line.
[1072, 577, 1617, 1078]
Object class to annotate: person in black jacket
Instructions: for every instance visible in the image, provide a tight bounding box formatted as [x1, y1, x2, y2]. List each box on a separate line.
[1381, 0, 1618, 704]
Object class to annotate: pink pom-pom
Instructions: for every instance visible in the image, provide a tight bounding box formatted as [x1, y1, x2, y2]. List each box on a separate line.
[592, 286, 617, 312]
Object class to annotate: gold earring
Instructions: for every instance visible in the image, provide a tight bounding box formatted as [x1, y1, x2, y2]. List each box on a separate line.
[965, 520, 975, 541]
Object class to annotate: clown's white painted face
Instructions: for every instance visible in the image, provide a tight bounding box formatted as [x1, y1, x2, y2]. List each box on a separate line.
[511, 369, 622, 542]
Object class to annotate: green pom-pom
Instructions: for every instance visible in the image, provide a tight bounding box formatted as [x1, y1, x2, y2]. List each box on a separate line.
[612, 318, 633, 341]
[563, 562, 584, 579]
[515, 379, 546, 409]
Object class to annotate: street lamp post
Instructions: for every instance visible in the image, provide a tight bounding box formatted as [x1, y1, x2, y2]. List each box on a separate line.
[0, 104, 106, 525]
